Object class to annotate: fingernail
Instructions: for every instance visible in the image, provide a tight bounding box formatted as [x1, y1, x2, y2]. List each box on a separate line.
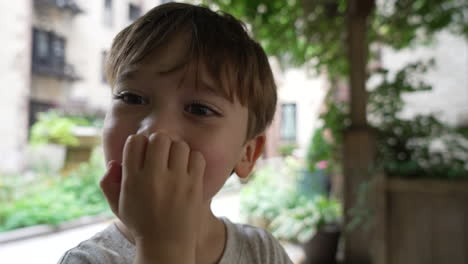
[126, 134, 137, 144]
[107, 160, 114, 169]
[149, 132, 157, 141]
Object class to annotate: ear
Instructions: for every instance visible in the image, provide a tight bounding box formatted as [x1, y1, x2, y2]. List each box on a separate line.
[234, 133, 266, 179]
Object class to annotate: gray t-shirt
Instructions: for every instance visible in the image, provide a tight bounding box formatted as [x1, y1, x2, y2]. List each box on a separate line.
[58, 217, 293, 263]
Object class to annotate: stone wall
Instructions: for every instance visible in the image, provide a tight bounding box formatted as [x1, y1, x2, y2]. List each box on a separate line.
[0, 0, 32, 173]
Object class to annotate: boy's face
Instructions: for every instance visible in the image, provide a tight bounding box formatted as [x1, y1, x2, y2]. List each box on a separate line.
[103, 32, 262, 201]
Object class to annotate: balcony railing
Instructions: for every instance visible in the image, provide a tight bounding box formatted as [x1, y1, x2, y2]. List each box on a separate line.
[35, 0, 84, 15]
[32, 60, 80, 81]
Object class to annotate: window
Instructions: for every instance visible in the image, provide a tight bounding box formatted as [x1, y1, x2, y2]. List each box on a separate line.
[128, 3, 141, 21]
[51, 36, 65, 68]
[56, 0, 68, 7]
[104, 0, 112, 9]
[280, 103, 297, 141]
[33, 29, 49, 62]
[101, 50, 108, 83]
[54, 0, 83, 14]
[36, 31, 48, 57]
[103, 0, 113, 26]
[32, 28, 66, 69]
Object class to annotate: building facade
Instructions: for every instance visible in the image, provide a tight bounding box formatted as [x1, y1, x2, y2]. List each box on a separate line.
[0, 0, 163, 173]
[0, 0, 33, 173]
[380, 31, 468, 127]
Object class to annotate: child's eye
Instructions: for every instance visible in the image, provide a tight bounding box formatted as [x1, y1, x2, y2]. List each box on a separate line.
[113, 91, 148, 105]
[185, 102, 219, 117]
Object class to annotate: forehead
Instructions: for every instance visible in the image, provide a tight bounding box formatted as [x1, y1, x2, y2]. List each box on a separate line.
[116, 31, 236, 102]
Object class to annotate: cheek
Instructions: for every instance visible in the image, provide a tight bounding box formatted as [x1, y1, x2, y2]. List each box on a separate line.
[102, 116, 136, 164]
[195, 141, 242, 200]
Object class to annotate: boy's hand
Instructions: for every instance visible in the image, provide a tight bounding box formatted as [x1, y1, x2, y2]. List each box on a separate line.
[100, 133, 206, 263]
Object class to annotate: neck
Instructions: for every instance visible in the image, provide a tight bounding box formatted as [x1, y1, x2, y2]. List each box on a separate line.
[115, 200, 226, 264]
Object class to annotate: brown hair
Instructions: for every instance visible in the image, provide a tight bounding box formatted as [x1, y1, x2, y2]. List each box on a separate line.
[105, 2, 277, 140]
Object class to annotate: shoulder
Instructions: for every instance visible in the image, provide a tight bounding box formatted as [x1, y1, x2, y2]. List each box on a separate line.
[57, 223, 134, 264]
[220, 217, 293, 264]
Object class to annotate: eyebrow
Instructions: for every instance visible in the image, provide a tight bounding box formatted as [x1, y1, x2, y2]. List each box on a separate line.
[196, 79, 229, 100]
[116, 66, 139, 83]
[116, 65, 232, 102]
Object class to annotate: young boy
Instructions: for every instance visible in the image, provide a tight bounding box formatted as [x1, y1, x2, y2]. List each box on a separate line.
[59, 2, 292, 264]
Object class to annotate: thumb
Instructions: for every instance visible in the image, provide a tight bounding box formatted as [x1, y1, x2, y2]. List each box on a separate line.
[100, 160, 122, 216]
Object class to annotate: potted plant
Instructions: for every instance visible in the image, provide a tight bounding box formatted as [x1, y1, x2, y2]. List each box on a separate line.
[301, 196, 342, 264]
[30, 110, 102, 174]
[240, 160, 344, 263]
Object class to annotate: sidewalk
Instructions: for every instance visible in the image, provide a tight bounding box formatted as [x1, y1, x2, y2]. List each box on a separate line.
[0, 192, 304, 263]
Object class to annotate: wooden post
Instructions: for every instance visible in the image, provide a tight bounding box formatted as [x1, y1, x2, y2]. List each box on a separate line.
[374, 173, 387, 264]
[343, 0, 375, 263]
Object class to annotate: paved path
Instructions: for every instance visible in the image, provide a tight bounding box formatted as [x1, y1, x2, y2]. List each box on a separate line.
[0, 192, 304, 263]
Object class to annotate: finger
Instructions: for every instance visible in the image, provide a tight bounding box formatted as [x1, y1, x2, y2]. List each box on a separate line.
[144, 132, 171, 174]
[122, 134, 145, 186]
[188, 150, 206, 188]
[168, 140, 190, 173]
[137, 135, 148, 169]
[99, 161, 122, 216]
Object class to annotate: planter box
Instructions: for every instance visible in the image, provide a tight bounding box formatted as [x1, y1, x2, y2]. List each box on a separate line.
[26, 143, 66, 173]
[62, 127, 101, 174]
[374, 176, 468, 264]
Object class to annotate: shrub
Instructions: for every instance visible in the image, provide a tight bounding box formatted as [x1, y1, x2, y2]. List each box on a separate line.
[0, 149, 110, 232]
[270, 194, 341, 243]
[278, 143, 298, 157]
[306, 128, 332, 172]
[240, 161, 342, 243]
[30, 110, 102, 146]
[368, 62, 468, 179]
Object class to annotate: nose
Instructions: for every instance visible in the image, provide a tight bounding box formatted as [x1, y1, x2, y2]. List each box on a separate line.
[137, 111, 183, 141]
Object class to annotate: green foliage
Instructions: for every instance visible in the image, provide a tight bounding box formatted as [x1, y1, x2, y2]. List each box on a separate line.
[205, 0, 348, 76]
[320, 97, 348, 147]
[206, 0, 467, 77]
[278, 143, 297, 156]
[30, 110, 102, 146]
[240, 166, 288, 224]
[368, 61, 468, 179]
[306, 128, 332, 172]
[240, 164, 342, 243]
[313, 61, 468, 180]
[310, 94, 347, 175]
[0, 172, 24, 205]
[372, 0, 468, 49]
[0, 150, 110, 232]
[30, 111, 78, 146]
[313, 195, 342, 228]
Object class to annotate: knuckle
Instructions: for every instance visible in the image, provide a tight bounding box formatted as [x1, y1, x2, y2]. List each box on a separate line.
[174, 140, 190, 151]
[150, 132, 170, 145]
[125, 134, 135, 146]
[125, 134, 143, 150]
[194, 151, 205, 163]
[191, 151, 206, 168]
[148, 132, 158, 142]
[127, 134, 135, 141]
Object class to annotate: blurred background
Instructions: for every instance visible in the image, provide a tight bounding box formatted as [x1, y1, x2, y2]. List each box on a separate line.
[0, 0, 467, 263]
